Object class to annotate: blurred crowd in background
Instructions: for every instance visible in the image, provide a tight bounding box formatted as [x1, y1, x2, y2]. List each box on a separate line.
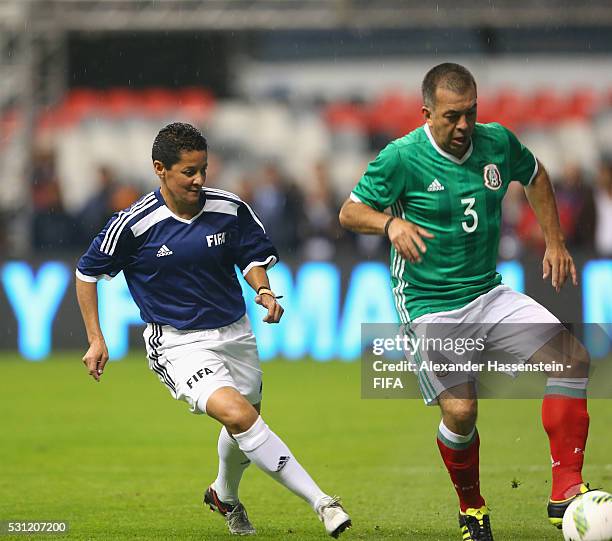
[1, 87, 612, 261]
[2, 1, 612, 263]
[12, 120, 612, 262]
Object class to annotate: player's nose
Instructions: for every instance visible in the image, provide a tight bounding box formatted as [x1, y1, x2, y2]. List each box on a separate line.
[456, 115, 469, 131]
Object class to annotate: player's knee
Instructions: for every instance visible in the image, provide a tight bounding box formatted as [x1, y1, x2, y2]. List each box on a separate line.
[222, 399, 259, 434]
[571, 341, 590, 375]
[206, 387, 259, 433]
[444, 400, 477, 431]
[556, 338, 591, 378]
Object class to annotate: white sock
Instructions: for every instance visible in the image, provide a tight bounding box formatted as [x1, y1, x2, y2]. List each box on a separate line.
[233, 416, 326, 510]
[212, 427, 251, 505]
[438, 420, 476, 443]
[545, 377, 588, 398]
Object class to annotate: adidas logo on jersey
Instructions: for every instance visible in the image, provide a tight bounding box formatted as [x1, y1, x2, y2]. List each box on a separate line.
[427, 179, 445, 192]
[156, 245, 173, 257]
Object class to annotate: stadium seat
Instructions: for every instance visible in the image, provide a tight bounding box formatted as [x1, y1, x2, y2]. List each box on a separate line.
[281, 114, 331, 186]
[177, 87, 215, 109]
[566, 88, 600, 121]
[103, 88, 140, 117]
[475, 93, 497, 125]
[116, 118, 161, 188]
[207, 101, 256, 152]
[140, 88, 178, 117]
[176, 87, 216, 121]
[520, 128, 564, 179]
[491, 89, 527, 131]
[556, 120, 601, 176]
[323, 101, 368, 132]
[366, 91, 418, 138]
[249, 103, 294, 160]
[323, 101, 369, 154]
[26, 84, 612, 209]
[524, 89, 564, 127]
[55, 128, 96, 212]
[329, 152, 369, 195]
[61, 88, 104, 123]
[593, 108, 612, 156]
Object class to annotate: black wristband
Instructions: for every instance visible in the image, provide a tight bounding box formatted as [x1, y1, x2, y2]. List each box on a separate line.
[257, 285, 270, 293]
[384, 216, 396, 238]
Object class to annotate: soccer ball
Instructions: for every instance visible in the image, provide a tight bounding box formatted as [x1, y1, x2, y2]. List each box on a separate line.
[563, 490, 612, 541]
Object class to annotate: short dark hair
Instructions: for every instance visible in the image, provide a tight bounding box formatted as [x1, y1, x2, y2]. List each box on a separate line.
[151, 122, 208, 169]
[422, 63, 477, 109]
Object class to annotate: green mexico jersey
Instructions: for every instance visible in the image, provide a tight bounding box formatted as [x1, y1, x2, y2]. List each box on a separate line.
[352, 122, 538, 323]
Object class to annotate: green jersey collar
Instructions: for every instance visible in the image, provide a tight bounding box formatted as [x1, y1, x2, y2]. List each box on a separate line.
[424, 123, 473, 165]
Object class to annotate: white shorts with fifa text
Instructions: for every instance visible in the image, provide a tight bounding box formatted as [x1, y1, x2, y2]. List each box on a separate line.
[143, 315, 262, 414]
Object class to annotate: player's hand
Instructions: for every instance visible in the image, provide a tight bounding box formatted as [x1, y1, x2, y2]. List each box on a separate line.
[255, 293, 284, 324]
[542, 241, 577, 293]
[387, 218, 434, 263]
[82, 338, 109, 382]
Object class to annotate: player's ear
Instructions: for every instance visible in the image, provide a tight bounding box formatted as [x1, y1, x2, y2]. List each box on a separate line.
[153, 160, 166, 181]
[422, 105, 432, 122]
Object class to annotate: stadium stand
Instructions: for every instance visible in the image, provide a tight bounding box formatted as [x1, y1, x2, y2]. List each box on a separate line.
[3, 85, 609, 259]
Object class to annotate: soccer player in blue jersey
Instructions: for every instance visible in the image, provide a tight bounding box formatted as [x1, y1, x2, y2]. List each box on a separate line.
[75, 123, 351, 538]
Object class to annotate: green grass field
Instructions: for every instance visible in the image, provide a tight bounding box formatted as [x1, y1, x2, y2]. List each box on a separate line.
[1, 353, 610, 540]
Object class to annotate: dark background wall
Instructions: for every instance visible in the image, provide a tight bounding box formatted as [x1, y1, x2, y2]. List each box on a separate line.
[68, 32, 232, 94]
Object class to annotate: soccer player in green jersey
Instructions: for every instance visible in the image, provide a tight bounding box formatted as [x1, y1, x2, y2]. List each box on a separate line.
[340, 63, 593, 541]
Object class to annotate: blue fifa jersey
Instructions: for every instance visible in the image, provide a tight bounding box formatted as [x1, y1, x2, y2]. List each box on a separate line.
[76, 187, 279, 330]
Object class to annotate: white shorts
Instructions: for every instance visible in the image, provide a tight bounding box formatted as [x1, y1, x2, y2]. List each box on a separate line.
[143, 315, 262, 415]
[406, 285, 563, 405]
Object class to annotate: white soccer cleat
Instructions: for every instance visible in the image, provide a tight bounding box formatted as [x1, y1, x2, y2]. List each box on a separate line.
[316, 495, 352, 538]
[204, 485, 256, 536]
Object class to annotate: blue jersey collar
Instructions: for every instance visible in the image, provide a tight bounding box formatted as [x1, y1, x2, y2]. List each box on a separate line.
[154, 186, 207, 224]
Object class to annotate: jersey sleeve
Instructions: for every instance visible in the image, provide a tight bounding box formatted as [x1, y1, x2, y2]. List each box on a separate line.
[75, 213, 134, 282]
[351, 143, 405, 211]
[233, 203, 279, 276]
[501, 125, 539, 186]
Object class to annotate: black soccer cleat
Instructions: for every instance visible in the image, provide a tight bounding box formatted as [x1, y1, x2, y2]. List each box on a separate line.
[547, 483, 591, 529]
[458, 506, 494, 541]
[204, 485, 256, 536]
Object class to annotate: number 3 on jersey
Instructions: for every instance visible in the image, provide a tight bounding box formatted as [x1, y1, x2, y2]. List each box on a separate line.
[461, 197, 478, 233]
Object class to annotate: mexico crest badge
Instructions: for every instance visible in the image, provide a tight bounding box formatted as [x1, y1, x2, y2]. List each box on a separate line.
[483, 164, 502, 190]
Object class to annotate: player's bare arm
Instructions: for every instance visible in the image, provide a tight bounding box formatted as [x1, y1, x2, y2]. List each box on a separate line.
[75, 278, 109, 382]
[244, 265, 284, 324]
[339, 198, 434, 263]
[524, 161, 578, 292]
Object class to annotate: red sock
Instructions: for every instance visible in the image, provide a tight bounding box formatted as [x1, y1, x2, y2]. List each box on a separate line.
[437, 430, 485, 512]
[542, 395, 589, 500]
